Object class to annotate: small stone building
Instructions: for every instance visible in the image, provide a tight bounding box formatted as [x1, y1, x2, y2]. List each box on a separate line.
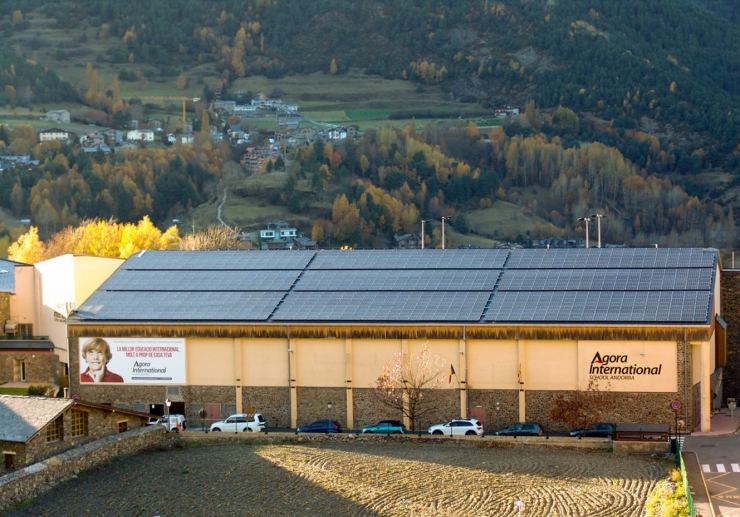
[0, 395, 152, 471]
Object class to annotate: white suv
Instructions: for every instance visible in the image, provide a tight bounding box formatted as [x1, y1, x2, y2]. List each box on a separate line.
[428, 418, 483, 436]
[210, 413, 266, 433]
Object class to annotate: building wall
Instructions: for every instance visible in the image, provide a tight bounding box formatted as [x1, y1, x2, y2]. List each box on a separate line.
[67, 332, 703, 431]
[9, 265, 37, 331]
[0, 351, 57, 385]
[23, 406, 148, 466]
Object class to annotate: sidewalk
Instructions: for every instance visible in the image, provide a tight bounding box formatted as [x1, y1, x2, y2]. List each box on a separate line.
[684, 408, 740, 517]
[692, 407, 740, 437]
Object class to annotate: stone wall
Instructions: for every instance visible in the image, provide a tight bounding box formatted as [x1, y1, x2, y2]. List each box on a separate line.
[0, 351, 58, 385]
[352, 388, 400, 430]
[469, 390, 520, 432]
[722, 271, 740, 403]
[0, 425, 167, 512]
[296, 387, 346, 428]
[242, 387, 290, 428]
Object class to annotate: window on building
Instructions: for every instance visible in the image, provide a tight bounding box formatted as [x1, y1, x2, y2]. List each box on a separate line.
[224, 404, 236, 417]
[118, 421, 128, 433]
[47, 416, 63, 442]
[71, 410, 88, 437]
[132, 403, 147, 413]
[4, 452, 15, 470]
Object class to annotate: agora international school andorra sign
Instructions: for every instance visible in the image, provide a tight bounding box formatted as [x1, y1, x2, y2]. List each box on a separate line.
[79, 337, 186, 384]
[578, 341, 677, 392]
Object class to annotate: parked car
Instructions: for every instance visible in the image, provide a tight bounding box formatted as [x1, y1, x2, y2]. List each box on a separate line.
[296, 420, 342, 433]
[210, 413, 266, 433]
[569, 423, 616, 438]
[149, 414, 187, 432]
[428, 418, 483, 436]
[493, 422, 545, 436]
[361, 420, 407, 434]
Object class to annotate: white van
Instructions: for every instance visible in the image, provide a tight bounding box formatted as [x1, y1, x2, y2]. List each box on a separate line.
[149, 414, 186, 432]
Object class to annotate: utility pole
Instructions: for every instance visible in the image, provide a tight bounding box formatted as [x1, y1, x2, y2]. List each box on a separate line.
[578, 216, 592, 249]
[590, 214, 606, 248]
[441, 216, 450, 249]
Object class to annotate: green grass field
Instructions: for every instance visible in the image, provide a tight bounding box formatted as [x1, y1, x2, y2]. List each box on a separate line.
[0, 387, 29, 395]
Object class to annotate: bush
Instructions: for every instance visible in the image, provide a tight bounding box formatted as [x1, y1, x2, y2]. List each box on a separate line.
[28, 384, 56, 397]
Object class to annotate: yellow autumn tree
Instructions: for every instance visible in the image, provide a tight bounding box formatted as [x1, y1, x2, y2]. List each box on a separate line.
[8, 226, 45, 264]
[329, 58, 338, 75]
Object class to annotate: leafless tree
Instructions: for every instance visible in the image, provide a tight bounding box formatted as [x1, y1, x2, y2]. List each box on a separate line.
[374, 344, 447, 431]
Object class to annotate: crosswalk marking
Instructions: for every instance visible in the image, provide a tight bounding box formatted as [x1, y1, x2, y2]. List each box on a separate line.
[701, 463, 740, 473]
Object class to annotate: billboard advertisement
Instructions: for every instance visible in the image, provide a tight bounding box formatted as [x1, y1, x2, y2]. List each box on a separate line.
[578, 341, 677, 392]
[79, 337, 186, 384]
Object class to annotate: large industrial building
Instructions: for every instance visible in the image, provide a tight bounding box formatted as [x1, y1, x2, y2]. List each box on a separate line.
[67, 248, 723, 433]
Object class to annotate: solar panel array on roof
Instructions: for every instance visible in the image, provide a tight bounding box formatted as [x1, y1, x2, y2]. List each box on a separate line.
[129, 250, 315, 270]
[101, 270, 301, 292]
[485, 291, 711, 323]
[309, 249, 508, 269]
[295, 270, 499, 292]
[506, 248, 715, 269]
[71, 248, 718, 325]
[76, 291, 284, 321]
[498, 269, 713, 292]
[272, 292, 490, 322]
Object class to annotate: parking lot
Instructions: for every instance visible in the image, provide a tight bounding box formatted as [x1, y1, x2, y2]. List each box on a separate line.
[4, 439, 669, 517]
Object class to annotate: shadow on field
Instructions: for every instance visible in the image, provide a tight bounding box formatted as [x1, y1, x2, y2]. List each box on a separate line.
[3, 443, 378, 517]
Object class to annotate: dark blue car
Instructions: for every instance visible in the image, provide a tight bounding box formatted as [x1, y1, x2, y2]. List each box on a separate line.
[297, 420, 342, 433]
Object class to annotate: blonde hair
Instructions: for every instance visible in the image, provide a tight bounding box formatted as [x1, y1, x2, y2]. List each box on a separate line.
[82, 338, 112, 363]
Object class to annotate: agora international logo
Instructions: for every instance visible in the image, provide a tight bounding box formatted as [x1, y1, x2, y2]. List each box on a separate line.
[589, 352, 662, 380]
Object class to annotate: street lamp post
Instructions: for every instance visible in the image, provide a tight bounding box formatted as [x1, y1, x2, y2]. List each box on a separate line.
[327, 401, 333, 416]
[577, 216, 592, 249]
[441, 216, 450, 249]
[590, 213, 606, 248]
[495, 401, 500, 431]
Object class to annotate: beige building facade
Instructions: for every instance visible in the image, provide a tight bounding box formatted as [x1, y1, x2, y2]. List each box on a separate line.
[67, 248, 723, 434]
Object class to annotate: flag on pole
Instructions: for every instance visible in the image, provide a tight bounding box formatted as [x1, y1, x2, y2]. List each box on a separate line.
[449, 364, 456, 384]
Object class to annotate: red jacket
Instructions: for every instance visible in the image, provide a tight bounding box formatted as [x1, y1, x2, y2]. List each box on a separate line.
[80, 368, 124, 383]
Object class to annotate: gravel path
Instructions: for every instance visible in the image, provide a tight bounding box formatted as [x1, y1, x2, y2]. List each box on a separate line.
[4, 441, 667, 517]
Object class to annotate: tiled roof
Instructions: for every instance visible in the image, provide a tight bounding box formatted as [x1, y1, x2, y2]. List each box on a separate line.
[0, 395, 73, 443]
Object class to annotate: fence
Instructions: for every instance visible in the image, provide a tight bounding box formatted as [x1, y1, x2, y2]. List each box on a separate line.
[679, 451, 697, 517]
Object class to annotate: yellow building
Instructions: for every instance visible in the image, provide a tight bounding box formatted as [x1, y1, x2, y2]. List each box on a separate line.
[67, 248, 723, 433]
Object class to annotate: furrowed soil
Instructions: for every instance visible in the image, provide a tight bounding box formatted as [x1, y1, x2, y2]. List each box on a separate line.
[4, 441, 667, 517]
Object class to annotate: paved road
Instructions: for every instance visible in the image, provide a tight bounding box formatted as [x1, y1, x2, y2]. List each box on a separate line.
[684, 434, 740, 516]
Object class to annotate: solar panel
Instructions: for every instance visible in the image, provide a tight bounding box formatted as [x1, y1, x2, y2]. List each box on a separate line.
[101, 270, 302, 291]
[498, 268, 713, 291]
[272, 292, 490, 322]
[295, 269, 501, 291]
[506, 248, 716, 269]
[483, 291, 711, 323]
[126, 250, 316, 270]
[309, 249, 508, 270]
[76, 291, 285, 321]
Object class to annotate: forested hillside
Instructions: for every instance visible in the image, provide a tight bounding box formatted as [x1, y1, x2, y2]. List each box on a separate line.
[0, 0, 738, 254]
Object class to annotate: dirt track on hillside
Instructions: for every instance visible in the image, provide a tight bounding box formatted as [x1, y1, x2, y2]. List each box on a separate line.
[3, 440, 667, 517]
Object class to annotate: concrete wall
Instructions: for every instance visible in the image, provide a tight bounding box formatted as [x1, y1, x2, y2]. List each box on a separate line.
[613, 440, 670, 455]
